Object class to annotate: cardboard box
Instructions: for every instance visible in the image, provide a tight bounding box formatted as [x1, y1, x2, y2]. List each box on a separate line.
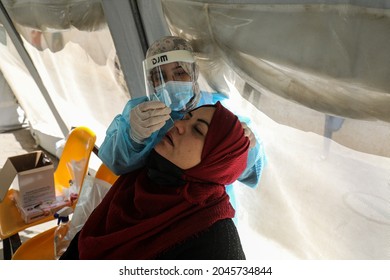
[0, 151, 55, 208]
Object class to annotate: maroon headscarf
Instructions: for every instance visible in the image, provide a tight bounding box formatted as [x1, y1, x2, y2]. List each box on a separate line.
[78, 102, 249, 259]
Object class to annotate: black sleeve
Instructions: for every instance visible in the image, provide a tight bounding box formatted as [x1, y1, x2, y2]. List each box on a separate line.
[156, 218, 246, 260]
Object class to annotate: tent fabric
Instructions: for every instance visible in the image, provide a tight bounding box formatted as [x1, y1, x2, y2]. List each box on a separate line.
[232, 96, 390, 259]
[162, 0, 390, 122]
[1, 0, 106, 33]
[159, 1, 390, 259]
[0, 69, 26, 132]
[0, 0, 389, 259]
[0, 11, 129, 156]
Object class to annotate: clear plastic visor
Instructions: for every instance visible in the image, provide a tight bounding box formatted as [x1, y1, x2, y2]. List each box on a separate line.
[143, 50, 196, 110]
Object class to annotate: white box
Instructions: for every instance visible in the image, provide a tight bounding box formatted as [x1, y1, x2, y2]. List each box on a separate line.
[0, 151, 55, 208]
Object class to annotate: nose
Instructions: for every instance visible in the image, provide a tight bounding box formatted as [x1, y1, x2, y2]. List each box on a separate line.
[173, 119, 186, 134]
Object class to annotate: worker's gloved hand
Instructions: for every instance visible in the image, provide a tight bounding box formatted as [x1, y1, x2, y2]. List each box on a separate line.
[130, 101, 171, 144]
[241, 122, 257, 149]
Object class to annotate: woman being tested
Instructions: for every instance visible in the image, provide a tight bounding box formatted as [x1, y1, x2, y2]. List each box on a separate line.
[62, 102, 249, 259]
[99, 36, 266, 212]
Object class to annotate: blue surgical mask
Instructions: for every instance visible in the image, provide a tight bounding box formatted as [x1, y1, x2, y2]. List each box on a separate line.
[155, 81, 194, 111]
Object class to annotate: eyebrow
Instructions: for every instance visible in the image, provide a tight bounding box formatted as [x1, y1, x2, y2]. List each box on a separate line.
[173, 65, 184, 70]
[172, 66, 188, 74]
[188, 111, 210, 126]
[150, 65, 184, 76]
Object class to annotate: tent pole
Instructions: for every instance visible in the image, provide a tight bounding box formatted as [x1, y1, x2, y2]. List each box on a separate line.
[101, 0, 147, 98]
[0, 2, 69, 138]
[129, 0, 149, 53]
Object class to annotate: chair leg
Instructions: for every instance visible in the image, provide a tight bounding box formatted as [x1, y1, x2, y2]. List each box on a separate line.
[10, 234, 21, 253]
[3, 238, 12, 260]
[2, 234, 21, 260]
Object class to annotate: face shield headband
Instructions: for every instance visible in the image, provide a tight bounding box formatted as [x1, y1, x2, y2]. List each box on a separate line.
[143, 50, 197, 111]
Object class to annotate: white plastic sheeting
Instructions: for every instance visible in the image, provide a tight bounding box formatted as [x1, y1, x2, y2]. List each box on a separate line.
[0, 23, 25, 132]
[0, 0, 389, 259]
[162, 0, 390, 121]
[2, 0, 106, 33]
[0, 9, 128, 155]
[233, 96, 390, 259]
[0, 70, 26, 132]
[162, 0, 390, 259]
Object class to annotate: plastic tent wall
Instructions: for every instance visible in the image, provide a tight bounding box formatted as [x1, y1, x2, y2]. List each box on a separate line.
[159, 0, 390, 259]
[0, 23, 26, 132]
[0, 69, 26, 132]
[0, 0, 389, 259]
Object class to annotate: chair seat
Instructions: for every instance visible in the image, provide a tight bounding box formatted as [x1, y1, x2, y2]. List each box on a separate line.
[12, 226, 56, 260]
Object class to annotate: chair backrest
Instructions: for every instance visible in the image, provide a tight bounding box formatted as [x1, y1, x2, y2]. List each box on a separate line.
[95, 163, 119, 185]
[54, 126, 96, 196]
[11, 226, 56, 260]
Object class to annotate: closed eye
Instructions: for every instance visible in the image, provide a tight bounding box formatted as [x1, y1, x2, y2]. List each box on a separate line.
[194, 126, 204, 136]
[182, 111, 209, 136]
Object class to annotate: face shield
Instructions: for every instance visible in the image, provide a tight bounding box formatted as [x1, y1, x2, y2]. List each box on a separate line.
[143, 50, 196, 111]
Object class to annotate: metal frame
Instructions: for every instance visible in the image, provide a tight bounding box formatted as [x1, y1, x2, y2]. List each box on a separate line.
[101, 0, 147, 98]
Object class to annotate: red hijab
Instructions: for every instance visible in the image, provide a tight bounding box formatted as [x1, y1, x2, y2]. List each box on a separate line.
[78, 102, 249, 259]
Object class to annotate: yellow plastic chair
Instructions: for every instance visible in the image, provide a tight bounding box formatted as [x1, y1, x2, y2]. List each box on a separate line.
[12, 162, 118, 260]
[54, 127, 97, 197]
[12, 227, 57, 260]
[95, 163, 119, 185]
[0, 126, 96, 259]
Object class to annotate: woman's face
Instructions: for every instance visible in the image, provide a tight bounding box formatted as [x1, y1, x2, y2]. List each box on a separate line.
[154, 106, 215, 169]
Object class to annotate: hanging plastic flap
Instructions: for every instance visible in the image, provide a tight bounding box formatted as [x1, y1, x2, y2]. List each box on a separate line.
[2, 0, 106, 31]
[66, 175, 111, 240]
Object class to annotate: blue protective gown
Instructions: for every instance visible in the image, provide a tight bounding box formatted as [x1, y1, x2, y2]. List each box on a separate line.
[99, 91, 266, 212]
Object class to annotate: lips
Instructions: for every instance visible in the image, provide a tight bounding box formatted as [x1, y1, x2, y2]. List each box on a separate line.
[165, 132, 174, 146]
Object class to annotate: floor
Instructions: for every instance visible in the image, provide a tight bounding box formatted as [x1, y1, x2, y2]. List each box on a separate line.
[0, 127, 58, 260]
